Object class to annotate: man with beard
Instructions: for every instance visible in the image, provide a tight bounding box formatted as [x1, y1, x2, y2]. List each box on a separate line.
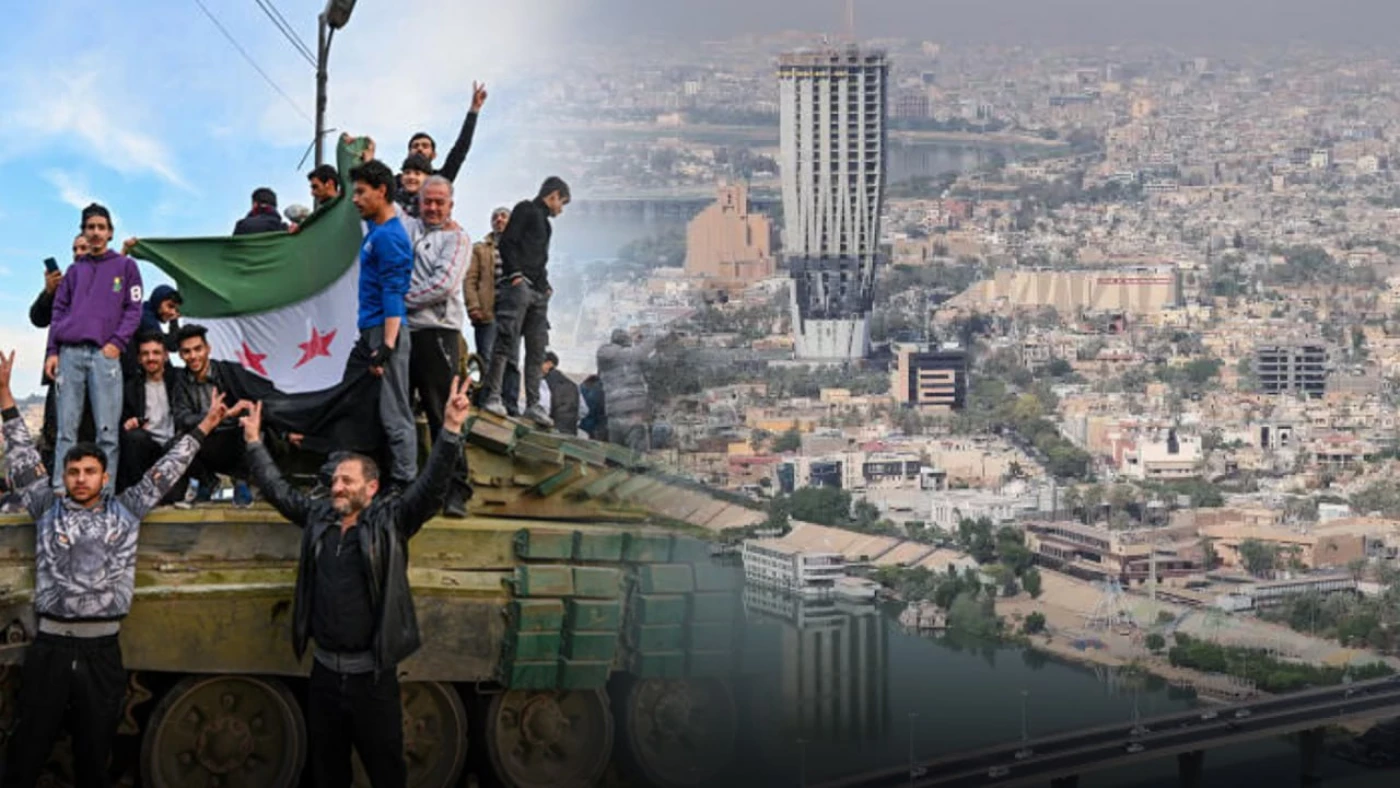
[239, 377, 471, 788]
[117, 332, 186, 504]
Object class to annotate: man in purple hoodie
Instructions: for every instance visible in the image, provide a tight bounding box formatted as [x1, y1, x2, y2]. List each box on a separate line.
[44, 204, 144, 494]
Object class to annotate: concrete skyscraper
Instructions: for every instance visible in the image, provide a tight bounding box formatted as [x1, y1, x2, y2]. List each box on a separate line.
[779, 46, 889, 359]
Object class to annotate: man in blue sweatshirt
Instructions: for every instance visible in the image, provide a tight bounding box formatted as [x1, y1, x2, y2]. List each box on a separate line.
[350, 160, 417, 489]
[44, 204, 144, 494]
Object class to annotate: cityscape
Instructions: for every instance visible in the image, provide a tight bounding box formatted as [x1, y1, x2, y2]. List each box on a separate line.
[498, 12, 1400, 788]
[8, 1, 1400, 787]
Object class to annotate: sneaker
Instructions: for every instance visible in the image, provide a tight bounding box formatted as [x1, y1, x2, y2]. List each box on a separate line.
[524, 405, 554, 429]
[482, 396, 508, 418]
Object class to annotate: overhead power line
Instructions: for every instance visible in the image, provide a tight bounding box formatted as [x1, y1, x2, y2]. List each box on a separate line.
[190, 0, 313, 124]
[252, 0, 317, 67]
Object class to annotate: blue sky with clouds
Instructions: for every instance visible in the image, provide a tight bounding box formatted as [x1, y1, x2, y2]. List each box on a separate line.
[0, 0, 573, 394]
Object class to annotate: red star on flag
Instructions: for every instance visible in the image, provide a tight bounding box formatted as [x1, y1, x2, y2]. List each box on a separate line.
[238, 342, 268, 376]
[294, 327, 338, 369]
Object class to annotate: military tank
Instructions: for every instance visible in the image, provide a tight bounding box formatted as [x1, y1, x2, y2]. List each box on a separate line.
[0, 410, 765, 788]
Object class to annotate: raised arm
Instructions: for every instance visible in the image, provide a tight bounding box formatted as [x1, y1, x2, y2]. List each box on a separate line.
[118, 388, 226, 519]
[437, 83, 486, 184]
[241, 402, 315, 525]
[397, 376, 469, 536]
[0, 351, 55, 517]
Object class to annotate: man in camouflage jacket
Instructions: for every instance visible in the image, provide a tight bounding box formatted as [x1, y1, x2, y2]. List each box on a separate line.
[0, 349, 227, 788]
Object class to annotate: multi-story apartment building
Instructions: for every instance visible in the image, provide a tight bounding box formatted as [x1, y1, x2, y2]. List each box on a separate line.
[1254, 341, 1329, 398]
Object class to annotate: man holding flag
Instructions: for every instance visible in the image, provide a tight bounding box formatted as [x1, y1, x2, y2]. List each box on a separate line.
[126, 135, 415, 482]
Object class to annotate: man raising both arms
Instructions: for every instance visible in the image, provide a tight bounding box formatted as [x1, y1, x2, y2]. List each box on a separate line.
[239, 377, 471, 787]
[0, 349, 227, 788]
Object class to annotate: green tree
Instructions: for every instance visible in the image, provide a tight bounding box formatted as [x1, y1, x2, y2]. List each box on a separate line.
[1145, 632, 1166, 653]
[1022, 567, 1043, 599]
[1023, 611, 1047, 635]
[772, 426, 802, 453]
[788, 487, 853, 527]
[1238, 539, 1279, 578]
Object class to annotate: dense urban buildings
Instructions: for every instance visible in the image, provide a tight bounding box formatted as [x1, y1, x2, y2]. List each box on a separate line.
[779, 47, 889, 360]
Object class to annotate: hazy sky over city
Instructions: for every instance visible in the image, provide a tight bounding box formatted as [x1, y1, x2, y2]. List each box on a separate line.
[591, 0, 1400, 47]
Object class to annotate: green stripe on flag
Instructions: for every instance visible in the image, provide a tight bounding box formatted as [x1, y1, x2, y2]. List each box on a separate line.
[130, 138, 370, 318]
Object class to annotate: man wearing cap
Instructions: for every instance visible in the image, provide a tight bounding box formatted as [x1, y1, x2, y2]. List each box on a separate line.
[233, 187, 289, 235]
[45, 203, 144, 495]
[394, 154, 433, 219]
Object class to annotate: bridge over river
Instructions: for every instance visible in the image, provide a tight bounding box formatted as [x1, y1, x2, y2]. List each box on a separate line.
[819, 676, 1400, 788]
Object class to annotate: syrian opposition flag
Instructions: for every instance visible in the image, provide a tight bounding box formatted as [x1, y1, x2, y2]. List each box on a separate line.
[129, 137, 382, 452]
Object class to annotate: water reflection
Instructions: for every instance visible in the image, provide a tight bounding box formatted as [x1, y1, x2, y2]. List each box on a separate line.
[742, 587, 890, 745]
[668, 588, 1398, 788]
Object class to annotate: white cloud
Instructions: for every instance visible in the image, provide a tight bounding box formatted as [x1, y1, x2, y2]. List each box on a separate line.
[3, 66, 190, 191]
[42, 170, 125, 232]
[44, 170, 96, 211]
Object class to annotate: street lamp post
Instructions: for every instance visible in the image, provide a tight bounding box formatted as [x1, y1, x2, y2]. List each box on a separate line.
[314, 0, 358, 168]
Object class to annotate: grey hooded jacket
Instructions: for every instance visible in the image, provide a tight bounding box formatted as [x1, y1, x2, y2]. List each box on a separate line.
[5, 408, 203, 622]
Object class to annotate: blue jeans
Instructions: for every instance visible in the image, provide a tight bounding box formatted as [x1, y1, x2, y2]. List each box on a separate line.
[54, 345, 123, 493]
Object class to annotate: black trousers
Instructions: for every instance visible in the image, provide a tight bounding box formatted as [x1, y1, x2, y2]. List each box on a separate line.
[408, 328, 470, 500]
[306, 662, 405, 788]
[191, 428, 246, 482]
[116, 429, 188, 504]
[1, 632, 125, 788]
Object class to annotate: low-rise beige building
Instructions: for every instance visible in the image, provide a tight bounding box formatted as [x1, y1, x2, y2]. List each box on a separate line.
[684, 182, 774, 291]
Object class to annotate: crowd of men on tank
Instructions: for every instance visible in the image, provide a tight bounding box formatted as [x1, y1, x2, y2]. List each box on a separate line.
[0, 83, 622, 788]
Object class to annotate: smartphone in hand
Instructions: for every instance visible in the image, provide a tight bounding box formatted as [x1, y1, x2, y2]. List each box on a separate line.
[43, 257, 59, 274]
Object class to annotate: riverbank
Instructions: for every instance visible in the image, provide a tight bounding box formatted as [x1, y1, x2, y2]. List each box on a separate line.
[994, 570, 1396, 712]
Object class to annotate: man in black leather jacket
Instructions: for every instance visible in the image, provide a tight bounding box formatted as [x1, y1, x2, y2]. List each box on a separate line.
[239, 377, 469, 788]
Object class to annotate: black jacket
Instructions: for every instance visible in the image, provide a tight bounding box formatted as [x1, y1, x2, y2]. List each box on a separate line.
[233, 207, 288, 236]
[545, 368, 580, 435]
[171, 361, 251, 434]
[31, 289, 55, 386]
[30, 290, 54, 330]
[498, 198, 553, 293]
[122, 373, 178, 426]
[247, 428, 463, 673]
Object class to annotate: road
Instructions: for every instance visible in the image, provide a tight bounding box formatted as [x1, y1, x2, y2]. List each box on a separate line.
[817, 676, 1400, 788]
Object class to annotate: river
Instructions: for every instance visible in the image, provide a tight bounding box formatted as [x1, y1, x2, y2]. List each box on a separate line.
[706, 591, 1394, 787]
[555, 138, 1010, 264]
